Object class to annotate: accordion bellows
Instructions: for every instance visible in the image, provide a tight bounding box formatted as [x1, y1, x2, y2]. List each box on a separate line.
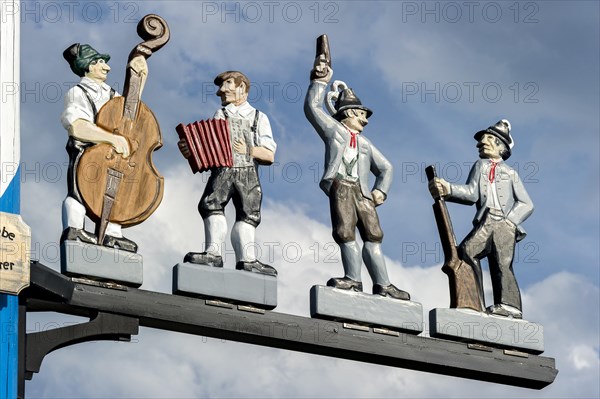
[176, 119, 232, 173]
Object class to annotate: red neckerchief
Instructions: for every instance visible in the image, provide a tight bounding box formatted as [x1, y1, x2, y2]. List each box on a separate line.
[488, 160, 499, 183]
[345, 126, 359, 148]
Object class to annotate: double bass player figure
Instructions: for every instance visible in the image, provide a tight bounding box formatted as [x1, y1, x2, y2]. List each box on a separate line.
[60, 15, 170, 286]
[61, 43, 143, 252]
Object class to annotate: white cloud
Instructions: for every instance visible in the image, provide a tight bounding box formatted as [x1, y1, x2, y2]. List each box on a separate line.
[569, 345, 599, 371]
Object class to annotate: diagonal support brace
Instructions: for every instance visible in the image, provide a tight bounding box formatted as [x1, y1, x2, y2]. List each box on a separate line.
[24, 312, 139, 380]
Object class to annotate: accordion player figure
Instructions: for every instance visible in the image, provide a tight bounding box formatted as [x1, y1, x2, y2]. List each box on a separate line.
[177, 71, 277, 276]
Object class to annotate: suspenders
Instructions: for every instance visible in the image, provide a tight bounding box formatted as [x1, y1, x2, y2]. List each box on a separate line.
[252, 109, 260, 135]
[221, 107, 261, 146]
[77, 84, 115, 123]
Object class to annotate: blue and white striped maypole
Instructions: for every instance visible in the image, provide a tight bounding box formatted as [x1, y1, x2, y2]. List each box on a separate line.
[1, 0, 21, 397]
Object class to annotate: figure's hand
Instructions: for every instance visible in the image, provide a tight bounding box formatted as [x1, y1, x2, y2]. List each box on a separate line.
[233, 139, 248, 155]
[372, 189, 386, 206]
[128, 55, 148, 77]
[429, 177, 450, 199]
[111, 134, 130, 158]
[311, 54, 333, 83]
[178, 138, 191, 159]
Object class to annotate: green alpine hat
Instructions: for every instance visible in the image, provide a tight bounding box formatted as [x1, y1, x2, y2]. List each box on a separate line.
[63, 43, 110, 77]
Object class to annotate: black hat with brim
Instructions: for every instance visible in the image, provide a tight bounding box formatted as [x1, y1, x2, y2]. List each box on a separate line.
[332, 88, 373, 120]
[474, 120, 513, 155]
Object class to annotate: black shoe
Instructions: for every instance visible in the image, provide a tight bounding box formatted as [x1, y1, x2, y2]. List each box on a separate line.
[235, 260, 277, 276]
[102, 235, 138, 253]
[327, 277, 363, 292]
[373, 283, 411, 301]
[487, 304, 522, 319]
[60, 227, 98, 245]
[184, 252, 223, 268]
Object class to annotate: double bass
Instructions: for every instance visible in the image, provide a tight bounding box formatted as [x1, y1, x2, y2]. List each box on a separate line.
[76, 14, 170, 244]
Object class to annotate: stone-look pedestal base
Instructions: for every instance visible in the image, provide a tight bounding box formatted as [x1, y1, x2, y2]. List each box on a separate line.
[61, 240, 143, 287]
[172, 263, 277, 310]
[429, 308, 544, 354]
[310, 285, 423, 334]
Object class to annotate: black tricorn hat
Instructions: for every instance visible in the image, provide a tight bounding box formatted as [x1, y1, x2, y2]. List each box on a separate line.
[474, 119, 514, 157]
[332, 88, 373, 120]
[63, 43, 110, 77]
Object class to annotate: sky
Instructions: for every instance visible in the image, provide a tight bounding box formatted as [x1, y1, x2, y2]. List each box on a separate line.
[4, 0, 599, 397]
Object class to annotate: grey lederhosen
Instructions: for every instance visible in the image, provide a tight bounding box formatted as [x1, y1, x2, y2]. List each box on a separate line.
[199, 166, 262, 227]
[459, 208, 522, 310]
[329, 178, 384, 244]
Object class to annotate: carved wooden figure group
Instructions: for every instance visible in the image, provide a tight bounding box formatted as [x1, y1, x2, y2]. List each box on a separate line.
[57, 18, 542, 353]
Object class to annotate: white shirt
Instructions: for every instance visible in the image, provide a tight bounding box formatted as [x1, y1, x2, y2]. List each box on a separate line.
[485, 160, 502, 211]
[336, 128, 359, 181]
[61, 76, 119, 129]
[213, 101, 277, 153]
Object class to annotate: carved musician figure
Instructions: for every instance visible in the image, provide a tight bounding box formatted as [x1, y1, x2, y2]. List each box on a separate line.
[178, 71, 277, 276]
[60, 15, 169, 254]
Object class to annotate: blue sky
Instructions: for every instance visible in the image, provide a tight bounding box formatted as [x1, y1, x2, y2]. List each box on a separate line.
[10, 0, 599, 397]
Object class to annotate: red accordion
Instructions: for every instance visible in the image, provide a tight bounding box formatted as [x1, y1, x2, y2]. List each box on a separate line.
[176, 119, 233, 173]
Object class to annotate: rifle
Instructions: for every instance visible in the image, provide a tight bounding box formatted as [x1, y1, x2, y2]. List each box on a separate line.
[426, 165, 484, 311]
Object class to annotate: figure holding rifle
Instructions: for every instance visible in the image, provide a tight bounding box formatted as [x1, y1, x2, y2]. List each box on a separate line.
[429, 120, 534, 318]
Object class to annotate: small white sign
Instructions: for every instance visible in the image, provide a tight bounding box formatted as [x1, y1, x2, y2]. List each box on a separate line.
[0, 212, 31, 295]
